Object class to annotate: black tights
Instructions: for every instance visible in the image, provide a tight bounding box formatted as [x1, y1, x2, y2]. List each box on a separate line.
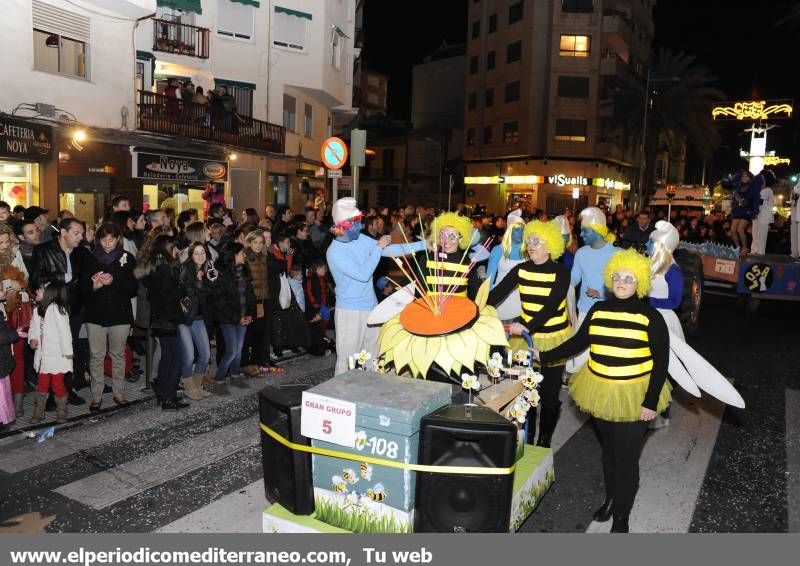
[594, 418, 648, 520]
[539, 364, 564, 409]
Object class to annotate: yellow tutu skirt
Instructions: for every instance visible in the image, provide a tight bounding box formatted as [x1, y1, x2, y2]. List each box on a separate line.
[534, 326, 572, 368]
[569, 364, 672, 422]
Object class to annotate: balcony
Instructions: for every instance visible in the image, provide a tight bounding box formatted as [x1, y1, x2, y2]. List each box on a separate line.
[600, 52, 626, 76]
[152, 18, 210, 59]
[137, 91, 285, 153]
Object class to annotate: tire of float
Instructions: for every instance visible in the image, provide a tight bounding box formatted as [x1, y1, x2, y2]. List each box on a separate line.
[673, 249, 703, 336]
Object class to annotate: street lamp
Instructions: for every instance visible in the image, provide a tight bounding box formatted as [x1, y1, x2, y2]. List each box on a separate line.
[637, 71, 680, 211]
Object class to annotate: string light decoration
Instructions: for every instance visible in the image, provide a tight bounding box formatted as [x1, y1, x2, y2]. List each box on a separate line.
[712, 100, 793, 121]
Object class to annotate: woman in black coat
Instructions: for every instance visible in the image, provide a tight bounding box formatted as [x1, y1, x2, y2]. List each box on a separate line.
[211, 242, 256, 394]
[135, 235, 187, 410]
[83, 223, 138, 410]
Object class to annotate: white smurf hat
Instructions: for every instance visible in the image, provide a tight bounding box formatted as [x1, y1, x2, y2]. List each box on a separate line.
[332, 197, 362, 226]
[506, 208, 524, 226]
[649, 220, 679, 251]
[579, 206, 606, 226]
[553, 215, 570, 235]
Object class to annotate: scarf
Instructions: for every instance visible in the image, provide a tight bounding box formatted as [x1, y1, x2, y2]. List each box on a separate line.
[93, 247, 124, 267]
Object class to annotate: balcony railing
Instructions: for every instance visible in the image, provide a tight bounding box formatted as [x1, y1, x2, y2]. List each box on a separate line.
[152, 18, 210, 59]
[137, 90, 285, 154]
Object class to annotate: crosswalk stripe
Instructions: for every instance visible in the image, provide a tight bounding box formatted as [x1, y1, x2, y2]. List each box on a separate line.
[54, 418, 257, 510]
[157, 480, 266, 533]
[786, 389, 800, 533]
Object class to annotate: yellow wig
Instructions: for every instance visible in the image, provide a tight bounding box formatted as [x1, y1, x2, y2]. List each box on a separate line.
[585, 223, 616, 244]
[430, 212, 473, 250]
[523, 220, 565, 260]
[501, 216, 527, 259]
[603, 248, 652, 298]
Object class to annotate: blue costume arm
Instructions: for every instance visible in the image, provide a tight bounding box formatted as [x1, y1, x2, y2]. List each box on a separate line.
[648, 264, 684, 310]
[570, 251, 583, 287]
[487, 246, 502, 286]
[382, 239, 426, 257]
[328, 241, 382, 283]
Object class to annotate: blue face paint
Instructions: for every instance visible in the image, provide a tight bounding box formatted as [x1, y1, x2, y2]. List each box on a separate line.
[511, 225, 524, 244]
[646, 239, 656, 257]
[335, 221, 363, 242]
[580, 227, 601, 246]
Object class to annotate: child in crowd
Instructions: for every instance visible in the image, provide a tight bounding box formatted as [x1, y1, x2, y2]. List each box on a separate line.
[0, 298, 20, 428]
[288, 265, 306, 313]
[305, 261, 334, 356]
[28, 283, 73, 424]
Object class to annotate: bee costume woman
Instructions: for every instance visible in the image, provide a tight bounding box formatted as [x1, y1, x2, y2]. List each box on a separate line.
[537, 248, 670, 532]
[487, 219, 571, 447]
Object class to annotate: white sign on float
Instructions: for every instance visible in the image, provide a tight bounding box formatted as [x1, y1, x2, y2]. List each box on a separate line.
[300, 392, 357, 448]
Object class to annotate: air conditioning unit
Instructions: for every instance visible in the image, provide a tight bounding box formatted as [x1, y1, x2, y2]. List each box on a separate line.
[35, 103, 56, 117]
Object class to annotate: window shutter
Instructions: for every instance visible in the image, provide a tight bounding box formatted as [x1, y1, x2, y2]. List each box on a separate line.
[217, 0, 254, 39]
[32, 0, 91, 43]
[273, 11, 306, 49]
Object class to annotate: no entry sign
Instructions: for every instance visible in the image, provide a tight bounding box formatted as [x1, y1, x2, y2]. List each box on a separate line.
[321, 137, 348, 170]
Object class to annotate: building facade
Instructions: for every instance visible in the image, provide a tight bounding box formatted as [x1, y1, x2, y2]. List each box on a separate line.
[463, 0, 656, 214]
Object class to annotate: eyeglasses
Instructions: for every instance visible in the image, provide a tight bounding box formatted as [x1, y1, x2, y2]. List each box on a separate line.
[440, 231, 461, 241]
[526, 237, 545, 248]
[611, 273, 637, 285]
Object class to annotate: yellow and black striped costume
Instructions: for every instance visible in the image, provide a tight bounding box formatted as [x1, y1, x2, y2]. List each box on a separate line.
[540, 296, 671, 422]
[414, 249, 477, 300]
[487, 259, 571, 353]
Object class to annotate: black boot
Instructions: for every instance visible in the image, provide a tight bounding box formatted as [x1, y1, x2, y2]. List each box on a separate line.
[536, 403, 561, 448]
[45, 393, 57, 412]
[610, 515, 629, 533]
[592, 498, 614, 522]
[161, 399, 190, 410]
[67, 389, 86, 406]
[525, 407, 538, 445]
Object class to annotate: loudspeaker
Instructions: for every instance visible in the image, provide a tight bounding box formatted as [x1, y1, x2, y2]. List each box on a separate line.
[414, 404, 517, 533]
[258, 384, 315, 516]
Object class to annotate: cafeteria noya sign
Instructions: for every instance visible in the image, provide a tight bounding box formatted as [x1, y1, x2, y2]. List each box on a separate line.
[0, 116, 53, 161]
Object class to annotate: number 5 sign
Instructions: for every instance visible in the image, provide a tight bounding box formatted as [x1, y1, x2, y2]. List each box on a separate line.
[300, 392, 357, 448]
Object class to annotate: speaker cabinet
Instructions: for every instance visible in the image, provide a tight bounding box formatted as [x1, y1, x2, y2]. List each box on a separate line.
[414, 404, 517, 533]
[258, 384, 315, 516]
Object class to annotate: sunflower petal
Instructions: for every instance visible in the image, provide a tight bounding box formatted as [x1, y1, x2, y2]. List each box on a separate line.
[474, 279, 492, 310]
[393, 336, 413, 375]
[473, 315, 509, 347]
[434, 342, 456, 375]
[412, 336, 441, 378]
[379, 318, 406, 351]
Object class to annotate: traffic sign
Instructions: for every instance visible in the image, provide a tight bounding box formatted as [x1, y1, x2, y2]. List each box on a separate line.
[327, 169, 342, 178]
[321, 136, 348, 170]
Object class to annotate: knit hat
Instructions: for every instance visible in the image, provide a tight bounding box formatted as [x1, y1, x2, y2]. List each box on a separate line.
[649, 220, 679, 252]
[332, 197, 362, 226]
[506, 208, 524, 226]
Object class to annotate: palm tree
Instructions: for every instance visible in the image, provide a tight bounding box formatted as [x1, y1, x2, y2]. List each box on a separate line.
[606, 48, 725, 209]
[776, 5, 800, 27]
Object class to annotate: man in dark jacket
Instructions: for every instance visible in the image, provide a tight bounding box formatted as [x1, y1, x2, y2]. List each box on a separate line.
[29, 218, 90, 405]
[622, 211, 655, 249]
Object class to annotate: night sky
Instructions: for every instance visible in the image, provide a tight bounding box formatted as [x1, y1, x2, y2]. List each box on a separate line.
[363, 0, 800, 182]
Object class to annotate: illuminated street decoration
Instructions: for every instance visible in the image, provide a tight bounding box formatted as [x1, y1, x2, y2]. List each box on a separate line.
[711, 99, 793, 121]
[762, 156, 791, 166]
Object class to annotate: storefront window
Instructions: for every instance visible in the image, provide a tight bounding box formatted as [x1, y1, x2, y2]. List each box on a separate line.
[0, 161, 38, 208]
[269, 174, 289, 206]
[143, 182, 207, 219]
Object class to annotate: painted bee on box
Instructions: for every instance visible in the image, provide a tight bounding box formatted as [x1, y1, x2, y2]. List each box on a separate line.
[342, 468, 358, 484]
[355, 431, 368, 451]
[367, 483, 386, 501]
[343, 492, 359, 508]
[360, 462, 373, 481]
[331, 475, 349, 493]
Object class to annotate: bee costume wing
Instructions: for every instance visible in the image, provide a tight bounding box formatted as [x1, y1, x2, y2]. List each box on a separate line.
[566, 285, 578, 328]
[667, 349, 701, 398]
[668, 330, 745, 408]
[367, 283, 416, 325]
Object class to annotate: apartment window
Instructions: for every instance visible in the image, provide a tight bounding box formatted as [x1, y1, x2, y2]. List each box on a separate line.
[489, 14, 498, 33]
[32, 0, 90, 79]
[468, 92, 477, 111]
[562, 0, 594, 13]
[503, 121, 519, 144]
[506, 40, 522, 63]
[217, 0, 255, 40]
[382, 149, 395, 181]
[273, 6, 311, 51]
[270, 174, 289, 206]
[304, 103, 313, 137]
[331, 29, 343, 69]
[555, 119, 587, 142]
[557, 76, 590, 98]
[504, 80, 521, 103]
[487, 50, 496, 70]
[484, 88, 494, 108]
[215, 80, 255, 117]
[283, 94, 297, 132]
[559, 35, 591, 57]
[467, 128, 476, 146]
[483, 126, 493, 145]
[472, 20, 481, 38]
[470, 55, 479, 74]
[508, 1, 524, 24]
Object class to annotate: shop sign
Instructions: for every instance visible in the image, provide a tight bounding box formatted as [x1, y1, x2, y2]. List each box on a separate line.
[134, 151, 228, 182]
[547, 174, 588, 186]
[0, 116, 53, 161]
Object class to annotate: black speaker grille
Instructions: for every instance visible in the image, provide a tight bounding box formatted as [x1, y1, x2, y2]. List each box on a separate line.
[418, 474, 505, 532]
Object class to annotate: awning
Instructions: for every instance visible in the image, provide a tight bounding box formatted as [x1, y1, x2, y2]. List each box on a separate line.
[156, 0, 202, 15]
[274, 6, 312, 20]
[215, 77, 257, 90]
[333, 25, 350, 39]
[230, 0, 260, 6]
[136, 50, 155, 61]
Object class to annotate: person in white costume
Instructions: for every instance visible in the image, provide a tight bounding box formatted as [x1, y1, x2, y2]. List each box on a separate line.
[486, 209, 526, 322]
[791, 178, 800, 259]
[750, 170, 775, 256]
